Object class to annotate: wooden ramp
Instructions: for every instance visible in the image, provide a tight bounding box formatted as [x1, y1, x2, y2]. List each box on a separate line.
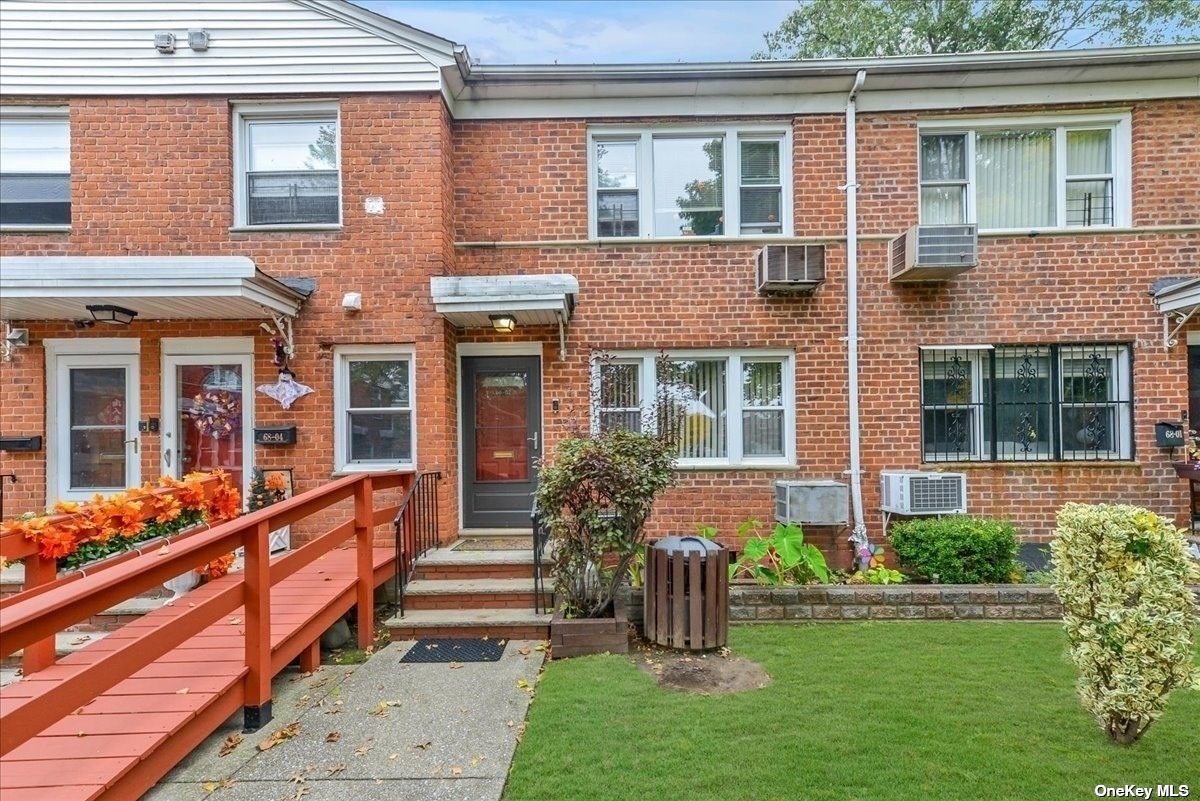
[0, 472, 434, 801]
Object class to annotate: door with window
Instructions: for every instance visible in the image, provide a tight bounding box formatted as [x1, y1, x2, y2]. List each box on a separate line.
[162, 352, 252, 502]
[462, 356, 542, 529]
[53, 352, 140, 501]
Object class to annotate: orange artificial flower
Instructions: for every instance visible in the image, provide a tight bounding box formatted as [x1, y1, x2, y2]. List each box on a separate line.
[197, 552, 236, 580]
[51, 500, 80, 515]
[154, 494, 183, 525]
[208, 485, 241, 523]
[265, 472, 287, 494]
[37, 526, 79, 560]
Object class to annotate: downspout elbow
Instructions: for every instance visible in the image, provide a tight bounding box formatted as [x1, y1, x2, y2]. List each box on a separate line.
[848, 68, 866, 101]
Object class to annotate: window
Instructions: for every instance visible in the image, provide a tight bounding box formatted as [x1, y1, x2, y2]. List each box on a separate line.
[235, 105, 340, 227]
[594, 351, 793, 466]
[589, 126, 791, 239]
[918, 114, 1128, 230]
[920, 344, 1132, 462]
[0, 113, 70, 227]
[334, 347, 415, 471]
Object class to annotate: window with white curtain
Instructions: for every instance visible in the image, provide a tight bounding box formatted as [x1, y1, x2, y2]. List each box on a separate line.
[918, 115, 1128, 230]
[592, 350, 794, 467]
[589, 126, 792, 239]
[0, 112, 70, 227]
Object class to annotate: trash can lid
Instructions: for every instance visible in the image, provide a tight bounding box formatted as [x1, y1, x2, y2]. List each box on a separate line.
[653, 535, 721, 555]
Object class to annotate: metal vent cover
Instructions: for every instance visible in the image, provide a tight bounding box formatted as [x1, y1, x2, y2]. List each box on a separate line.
[756, 245, 826, 294]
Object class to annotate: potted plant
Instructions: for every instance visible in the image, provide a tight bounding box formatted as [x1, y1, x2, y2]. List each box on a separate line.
[1172, 428, 1200, 479]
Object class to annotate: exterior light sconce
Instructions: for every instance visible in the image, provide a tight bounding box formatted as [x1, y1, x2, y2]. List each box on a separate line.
[86, 304, 138, 325]
[489, 314, 516, 334]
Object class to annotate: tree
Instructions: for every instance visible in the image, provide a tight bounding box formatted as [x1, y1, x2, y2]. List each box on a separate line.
[757, 0, 1200, 60]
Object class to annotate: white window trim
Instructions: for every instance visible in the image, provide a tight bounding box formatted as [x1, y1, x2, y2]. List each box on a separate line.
[917, 111, 1132, 232]
[333, 344, 417, 473]
[0, 107, 71, 232]
[587, 124, 794, 241]
[591, 349, 796, 469]
[231, 101, 343, 230]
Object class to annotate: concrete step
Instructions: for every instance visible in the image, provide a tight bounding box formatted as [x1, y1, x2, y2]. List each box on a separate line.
[386, 608, 551, 641]
[403, 577, 551, 610]
[413, 549, 538, 581]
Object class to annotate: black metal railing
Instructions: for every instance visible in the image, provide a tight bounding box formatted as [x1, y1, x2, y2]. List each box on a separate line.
[393, 471, 442, 618]
[531, 498, 551, 614]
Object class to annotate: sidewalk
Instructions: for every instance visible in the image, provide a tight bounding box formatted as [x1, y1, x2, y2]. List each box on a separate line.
[146, 639, 545, 801]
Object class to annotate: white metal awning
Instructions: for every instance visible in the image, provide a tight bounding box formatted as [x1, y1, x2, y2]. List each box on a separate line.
[0, 256, 310, 321]
[1153, 276, 1200, 347]
[431, 274, 578, 356]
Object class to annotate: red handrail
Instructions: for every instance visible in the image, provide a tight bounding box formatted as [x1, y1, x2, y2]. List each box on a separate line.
[0, 470, 413, 758]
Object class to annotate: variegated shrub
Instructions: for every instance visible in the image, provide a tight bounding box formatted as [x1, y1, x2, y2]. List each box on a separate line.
[1050, 503, 1199, 744]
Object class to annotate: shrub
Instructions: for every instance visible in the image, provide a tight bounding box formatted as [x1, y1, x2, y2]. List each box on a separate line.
[727, 519, 831, 585]
[888, 516, 1017, 584]
[1051, 503, 1199, 744]
[536, 429, 676, 618]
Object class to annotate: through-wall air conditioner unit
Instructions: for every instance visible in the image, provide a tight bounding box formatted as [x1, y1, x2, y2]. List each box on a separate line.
[880, 471, 967, 516]
[775, 480, 849, 526]
[888, 224, 977, 282]
[756, 244, 826, 295]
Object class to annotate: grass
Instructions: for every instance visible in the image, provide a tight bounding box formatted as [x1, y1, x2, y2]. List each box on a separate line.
[504, 623, 1199, 801]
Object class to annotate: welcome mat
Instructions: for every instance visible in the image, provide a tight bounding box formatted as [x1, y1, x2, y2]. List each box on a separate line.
[399, 638, 506, 663]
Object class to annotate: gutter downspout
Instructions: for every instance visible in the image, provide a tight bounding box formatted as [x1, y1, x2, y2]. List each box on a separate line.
[844, 69, 869, 567]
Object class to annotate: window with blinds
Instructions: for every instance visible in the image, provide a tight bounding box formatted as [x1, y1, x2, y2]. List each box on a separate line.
[593, 351, 793, 467]
[236, 105, 341, 227]
[918, 115, 1126, 230]
[0, 115, 70, 227]
[589, 126, 791, 239]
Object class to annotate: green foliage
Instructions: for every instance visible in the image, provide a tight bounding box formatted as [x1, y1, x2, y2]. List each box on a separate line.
[757, 0, 1200, 59]
[889, 516, 1018, 584]
[1050, 503, 1200, 744]
[59, 508, 206, 572]
[729, 519, 831, 585]
[626, 547, 646, 588]
[536, 429, 676, 618]
[853, 565, 906, 585]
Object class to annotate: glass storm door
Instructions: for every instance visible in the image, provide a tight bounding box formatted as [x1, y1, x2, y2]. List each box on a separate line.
[462, 356, 542, 528]
[162, 355, 252, 498]
[54, 353, 140, 501]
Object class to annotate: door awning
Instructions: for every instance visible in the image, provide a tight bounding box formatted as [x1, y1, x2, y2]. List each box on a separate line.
[431, 274, 578, 356]
[0, 256, 311, 321]
[1152, 276, 1200, 347]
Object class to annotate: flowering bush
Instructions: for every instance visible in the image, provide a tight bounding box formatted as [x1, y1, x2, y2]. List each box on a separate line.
[0, 472, 241, 573]
[1050, 503, 1200, 744]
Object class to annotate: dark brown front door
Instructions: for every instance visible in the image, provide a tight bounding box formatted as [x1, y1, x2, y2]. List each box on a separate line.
[462, 356, 542, 528]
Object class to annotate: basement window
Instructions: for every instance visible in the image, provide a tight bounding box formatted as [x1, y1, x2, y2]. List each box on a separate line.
[0, 111, 70, 228]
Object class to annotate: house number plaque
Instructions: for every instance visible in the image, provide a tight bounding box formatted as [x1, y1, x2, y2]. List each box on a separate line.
[254, 426, 298, 446]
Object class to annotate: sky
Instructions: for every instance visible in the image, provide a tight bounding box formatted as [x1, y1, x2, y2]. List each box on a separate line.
[355, 0, 795, 64]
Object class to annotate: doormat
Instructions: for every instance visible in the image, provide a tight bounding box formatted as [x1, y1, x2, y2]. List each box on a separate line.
[399, 638, 506, 663]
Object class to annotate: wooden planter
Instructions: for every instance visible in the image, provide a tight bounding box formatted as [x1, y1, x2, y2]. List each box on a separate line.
[1173, 462, 1200, 480]
[550, 603, 630, 659]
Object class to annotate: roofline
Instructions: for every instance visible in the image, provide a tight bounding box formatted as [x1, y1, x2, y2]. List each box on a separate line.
[302, 0, 467, 65]
[454, 42, 1200, 84]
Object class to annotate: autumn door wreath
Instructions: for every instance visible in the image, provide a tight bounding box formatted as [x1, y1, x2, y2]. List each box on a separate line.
[188, 390, 241, 439]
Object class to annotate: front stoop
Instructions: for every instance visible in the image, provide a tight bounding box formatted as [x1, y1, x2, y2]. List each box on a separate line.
[386, 544, 551, 640]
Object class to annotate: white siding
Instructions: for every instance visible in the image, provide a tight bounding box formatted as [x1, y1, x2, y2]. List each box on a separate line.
[0, 0, 448, 96]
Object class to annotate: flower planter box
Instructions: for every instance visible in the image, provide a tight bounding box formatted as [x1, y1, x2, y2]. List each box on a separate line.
[1173, 462, 1200, 480]
[550, 604, 630, 659]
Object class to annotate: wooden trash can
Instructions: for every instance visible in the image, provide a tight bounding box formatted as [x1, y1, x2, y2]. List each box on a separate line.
[643, 536, 729, 651]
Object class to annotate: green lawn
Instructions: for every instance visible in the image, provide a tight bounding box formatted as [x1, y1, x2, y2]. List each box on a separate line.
[504, 623, 1199, 801]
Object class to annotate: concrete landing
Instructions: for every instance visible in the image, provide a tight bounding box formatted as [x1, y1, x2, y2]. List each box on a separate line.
[147, 639, 546, 801]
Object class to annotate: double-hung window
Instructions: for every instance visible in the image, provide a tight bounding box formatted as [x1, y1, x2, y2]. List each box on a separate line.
[334, 346, 415, 471]
[235, 104, 341, 227]
[920, 344, 1132, 462]
[0, 111, 70, 228]
[590, 126, 791, 239]
[918, 113, 1129, 231]
[594, 350, 794, 467]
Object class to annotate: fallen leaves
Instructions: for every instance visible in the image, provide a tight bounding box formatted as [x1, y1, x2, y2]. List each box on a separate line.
[227, 616, 243, 626]
[324, 731, 340, 743]
[516, 678, 532, 693]
[176, 687, 190, 695]
[448, 661, 464, 670]
[450, 766, 463, 776]
[68, 635, 91, 646]
[201, 778, 234, 794]
[157, 543, 170, 556]
[326, 762, 347, 776]
[257, 722, 301, 751]
[410, 740, 432, 751]
[517, 646, 531, 656]
[353, 737, 375, 757]
[218, 733, 243, 757]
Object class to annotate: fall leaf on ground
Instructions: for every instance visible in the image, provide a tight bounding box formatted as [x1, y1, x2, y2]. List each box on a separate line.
[389, 753, 399, 760]
[69, 635, 91, 646]
[324, 731, 340, 743]
[218, 734, 243, 757]
[176, 687, 190, 695]
[451, 767, 463, 776]
[289, 786, 310, 801]
[470, 756, 482, 767]
[326, 763, 347, 777]
[534, 643, 548, 652]
[516, 678, 531, 691]
[367, 699, 401, 717]
[227, 617, 242, 625]
[517, 646, 531, 656]
[353, 737, 375, 757]
[157, 543, 170, 555]
[515, 722, 527, 744]
[448, 661, 464, 669]
[410, 740, 432, 751]
[506, 720, 515, 728]
[258, 722, 301, 751]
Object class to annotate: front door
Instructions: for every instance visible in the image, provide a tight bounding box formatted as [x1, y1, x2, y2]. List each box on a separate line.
[162, 352, 253, 501]
[462, 356, 542, 528]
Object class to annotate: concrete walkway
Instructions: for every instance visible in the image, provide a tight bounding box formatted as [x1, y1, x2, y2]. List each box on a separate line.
[146, 639, 545, 801]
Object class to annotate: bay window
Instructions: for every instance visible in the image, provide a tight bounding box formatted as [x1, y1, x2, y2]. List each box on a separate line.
[918, 113, 1128, 231]
[595, 350, 794, 467]
[590, 125, 791, 239]
[920, 344, 1132, 462]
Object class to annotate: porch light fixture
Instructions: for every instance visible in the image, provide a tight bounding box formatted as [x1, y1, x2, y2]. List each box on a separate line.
[489, 314, 516, 334]
[86, 304, 138, 326]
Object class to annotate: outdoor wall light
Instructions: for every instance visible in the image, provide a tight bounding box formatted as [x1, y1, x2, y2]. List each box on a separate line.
[489, 314, 516, 334]
[86, 304, 138, 326]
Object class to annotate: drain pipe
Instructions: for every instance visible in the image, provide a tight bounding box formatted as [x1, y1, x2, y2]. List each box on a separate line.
[844, 69, 869, 567]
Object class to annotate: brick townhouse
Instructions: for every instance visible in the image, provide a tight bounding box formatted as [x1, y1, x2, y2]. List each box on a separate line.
[1, 1, 1198, 566]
